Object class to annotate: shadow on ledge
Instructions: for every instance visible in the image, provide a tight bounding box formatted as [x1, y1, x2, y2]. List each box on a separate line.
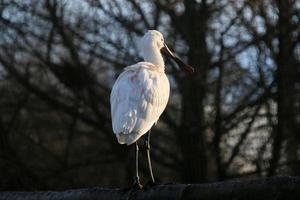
[0, 176, 299, 200]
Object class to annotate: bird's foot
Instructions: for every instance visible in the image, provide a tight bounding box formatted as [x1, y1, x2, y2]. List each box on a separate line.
[132, 178, 143, 190]
[143, 180, 158, 190]
[120, 177, 143, 192]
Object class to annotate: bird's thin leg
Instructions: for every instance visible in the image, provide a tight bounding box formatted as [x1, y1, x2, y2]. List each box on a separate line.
[145, 130, 155, 184]
[133, 142, 142, 189]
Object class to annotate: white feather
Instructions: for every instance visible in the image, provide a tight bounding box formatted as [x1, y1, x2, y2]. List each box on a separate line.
[110, 30, 171, 145]
[110, 62, 169, 145]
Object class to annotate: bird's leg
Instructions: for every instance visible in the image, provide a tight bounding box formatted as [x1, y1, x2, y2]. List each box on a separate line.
[133, 142, 142, 189]
[145, 130, 155, 184]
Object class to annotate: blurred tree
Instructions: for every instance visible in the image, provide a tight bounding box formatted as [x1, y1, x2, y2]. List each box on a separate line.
[0, 0, 299, 190]
[240, 0, 300, 176]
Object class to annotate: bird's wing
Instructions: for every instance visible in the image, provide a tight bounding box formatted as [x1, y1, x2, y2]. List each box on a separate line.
[110, 65, 169, 141]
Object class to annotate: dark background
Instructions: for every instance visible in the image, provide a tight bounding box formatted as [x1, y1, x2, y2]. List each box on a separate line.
[0, 0, 299, 190]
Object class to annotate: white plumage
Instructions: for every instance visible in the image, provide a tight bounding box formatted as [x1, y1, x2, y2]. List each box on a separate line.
[110, 30, 194, 146]
[110, 30, 170, 145]
[110, 30, 193, 187]
[111, 61, 169, 145]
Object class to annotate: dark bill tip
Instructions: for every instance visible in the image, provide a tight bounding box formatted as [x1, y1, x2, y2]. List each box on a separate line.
[161, 45, 195, 75]
[172, 56, 195, 75]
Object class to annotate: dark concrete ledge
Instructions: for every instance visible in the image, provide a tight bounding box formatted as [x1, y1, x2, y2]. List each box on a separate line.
[0, 176, 299, 200]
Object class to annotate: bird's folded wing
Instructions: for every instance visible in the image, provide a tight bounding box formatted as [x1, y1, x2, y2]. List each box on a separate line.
[110, 67, 169, 137]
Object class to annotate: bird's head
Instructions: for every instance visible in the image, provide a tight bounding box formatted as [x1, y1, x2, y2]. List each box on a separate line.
[141, 30, 165, 50]
[141, 30, 194, 74]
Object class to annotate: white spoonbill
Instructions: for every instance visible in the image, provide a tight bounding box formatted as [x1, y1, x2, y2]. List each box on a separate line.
[110, 30, 194, 188]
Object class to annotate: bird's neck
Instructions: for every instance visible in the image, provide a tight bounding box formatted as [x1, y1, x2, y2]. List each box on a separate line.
[142, 46, 165, 69]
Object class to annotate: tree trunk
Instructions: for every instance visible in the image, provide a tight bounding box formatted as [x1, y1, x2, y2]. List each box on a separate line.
[178, 0, 210, 183]
[269, 0, 300, 176]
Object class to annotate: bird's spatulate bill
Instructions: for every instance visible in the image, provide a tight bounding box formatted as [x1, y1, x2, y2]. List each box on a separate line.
[161, 44, 194, 74]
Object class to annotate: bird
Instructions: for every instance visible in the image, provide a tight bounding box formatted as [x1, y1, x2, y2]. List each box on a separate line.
[110, 30, 194, 188]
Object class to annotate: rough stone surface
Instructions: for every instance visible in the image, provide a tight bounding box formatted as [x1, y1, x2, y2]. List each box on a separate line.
[0, 176, 299, 200]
